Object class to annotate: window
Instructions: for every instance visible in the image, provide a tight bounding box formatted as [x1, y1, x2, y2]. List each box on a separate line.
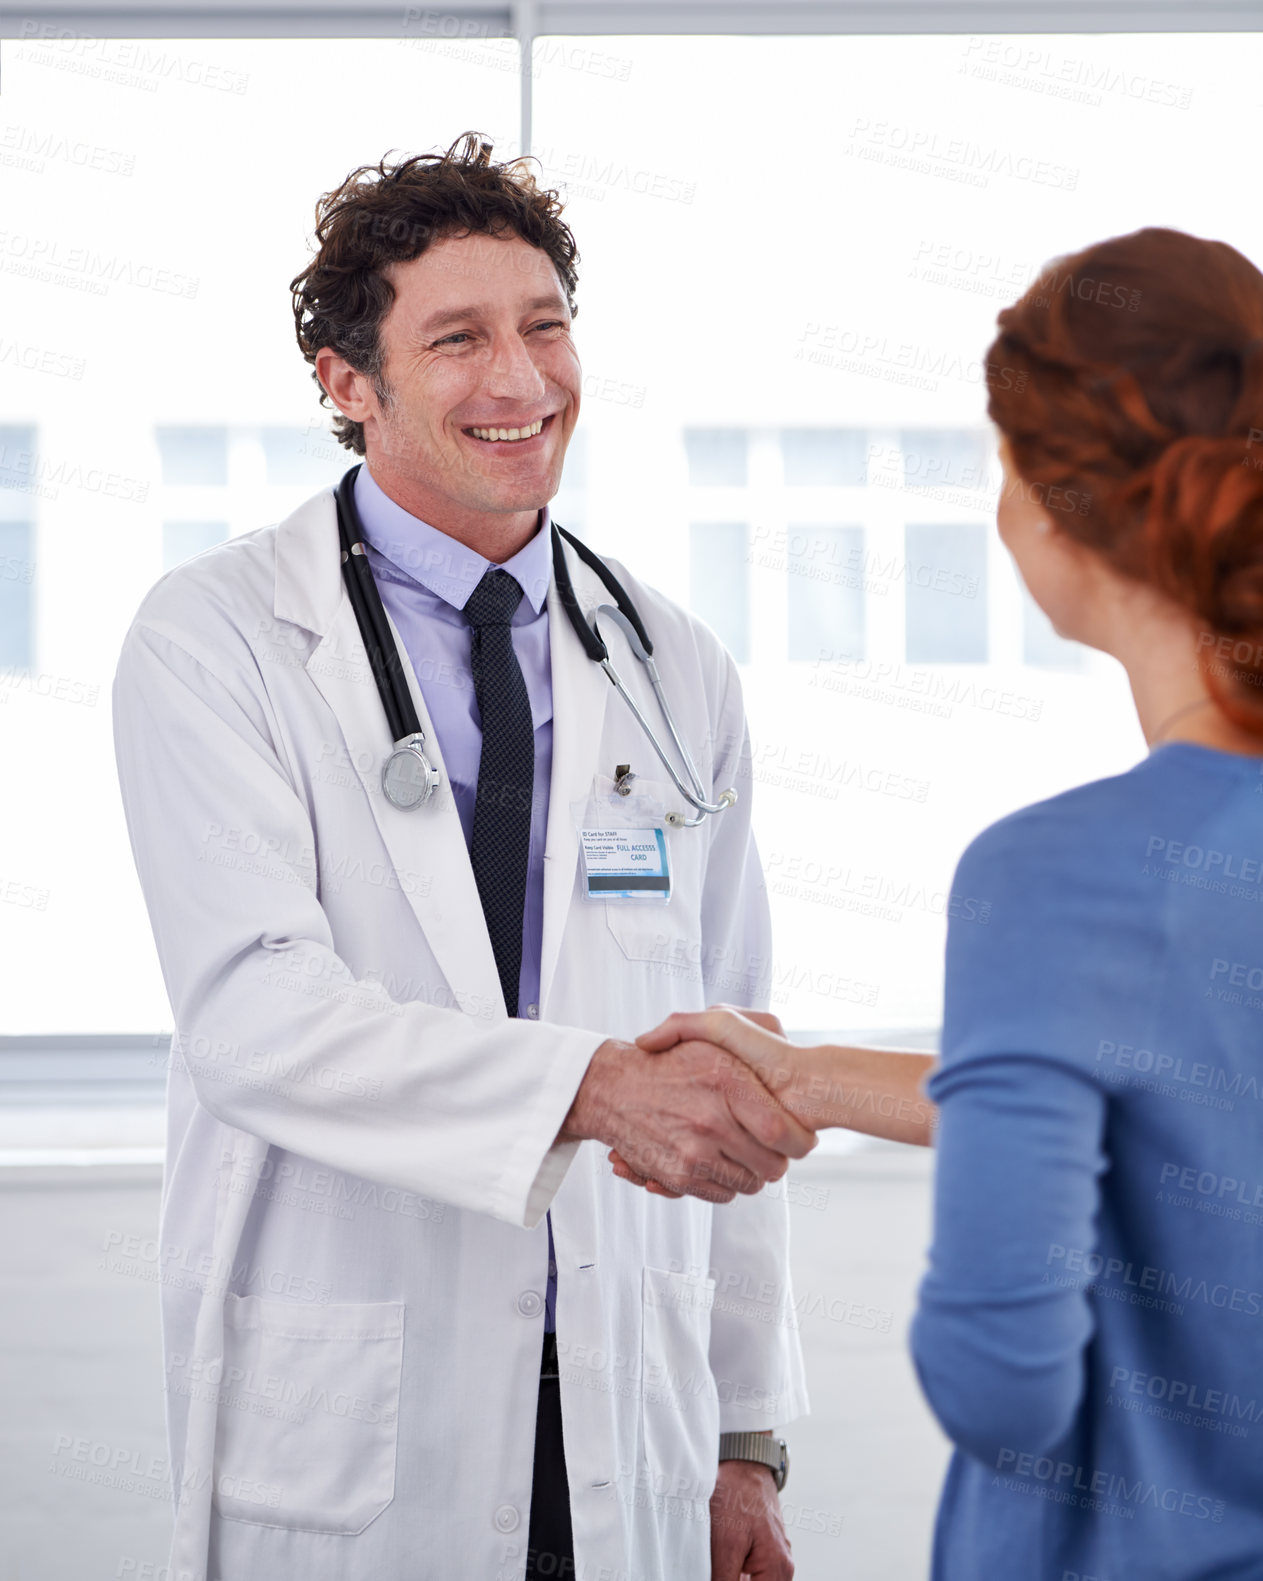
[900, 428, 991, 492]
[690, 522, 749, 661]
[261, 425, 347, 488]
[683, 428, 747, 487]
[0, 36, 517, 1034]
[0, 425, 36, 672]
[0, 424, 37, 494]
[782, 428, 869, 487]
[155, 426, 228, 486]
[786, 524, 865, 661]
[0, 521, 34, 671]
[162, 521, 228, 570]
[904, 522, 989, 663]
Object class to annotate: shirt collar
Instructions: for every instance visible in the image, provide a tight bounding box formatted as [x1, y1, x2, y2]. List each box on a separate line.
[353, 463, 552, 615]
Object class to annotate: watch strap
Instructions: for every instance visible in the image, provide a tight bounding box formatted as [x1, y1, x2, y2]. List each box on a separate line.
[717, 1431, 788, 1491]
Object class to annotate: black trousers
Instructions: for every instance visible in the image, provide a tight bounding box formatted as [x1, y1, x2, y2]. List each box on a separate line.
[525, 1333, 575, 1580]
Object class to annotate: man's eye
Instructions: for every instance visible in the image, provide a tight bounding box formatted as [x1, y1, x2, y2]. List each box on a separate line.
[532, 320, 566, 333]
[434, 332, 471, 347]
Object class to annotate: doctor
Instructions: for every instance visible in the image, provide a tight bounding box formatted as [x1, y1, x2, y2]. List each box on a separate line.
[113, 133, 810, 1581]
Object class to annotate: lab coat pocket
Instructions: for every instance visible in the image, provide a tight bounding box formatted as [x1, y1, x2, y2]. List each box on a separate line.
[214, 1294, 404, 1534]
[590, 777, 703, 969]
[640, 1267, 719, 1499]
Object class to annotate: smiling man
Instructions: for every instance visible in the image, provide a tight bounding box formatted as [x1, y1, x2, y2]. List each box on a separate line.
[112, 134, 809, 1581]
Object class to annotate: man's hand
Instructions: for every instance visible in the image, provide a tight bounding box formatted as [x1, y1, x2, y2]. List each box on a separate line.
[559, 1037, 816, 1204]
[711, 1458, 793, 1580]
[605, 1005, 807, 1198]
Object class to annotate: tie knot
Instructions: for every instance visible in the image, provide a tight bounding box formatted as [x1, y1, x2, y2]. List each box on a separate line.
[464, 567, 524, 629]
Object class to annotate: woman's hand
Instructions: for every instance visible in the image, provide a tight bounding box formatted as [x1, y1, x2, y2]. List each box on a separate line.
[637, 1005, 803, 1102]
[607, 1005, 939, 1172]
[608, 1005, 812, 1194]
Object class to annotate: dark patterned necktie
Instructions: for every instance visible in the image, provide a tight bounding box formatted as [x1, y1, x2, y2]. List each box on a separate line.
[464, 567, 534, 1017]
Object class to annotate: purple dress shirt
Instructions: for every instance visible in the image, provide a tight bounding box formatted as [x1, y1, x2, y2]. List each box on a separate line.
[353, 464, 560, 1328]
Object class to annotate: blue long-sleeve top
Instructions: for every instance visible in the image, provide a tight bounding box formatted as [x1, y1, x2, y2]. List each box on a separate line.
[910, 742, 1263, 1581]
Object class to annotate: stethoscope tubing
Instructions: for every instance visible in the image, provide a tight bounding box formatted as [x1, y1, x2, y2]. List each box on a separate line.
[335, 466, 422, 745]
[332, 464, 735, 823]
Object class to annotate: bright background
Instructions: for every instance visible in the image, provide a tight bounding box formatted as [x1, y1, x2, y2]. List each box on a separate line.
[1, 27, 1259, 1581]
[9, 29, 1256, 1035]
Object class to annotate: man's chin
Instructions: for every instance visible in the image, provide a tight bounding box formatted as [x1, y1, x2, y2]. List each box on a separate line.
[470, 492, 554, 520]
[461, 476, 560, 519]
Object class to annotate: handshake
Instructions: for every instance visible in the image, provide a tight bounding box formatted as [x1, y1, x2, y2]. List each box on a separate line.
[559, 1007, 819, 1205]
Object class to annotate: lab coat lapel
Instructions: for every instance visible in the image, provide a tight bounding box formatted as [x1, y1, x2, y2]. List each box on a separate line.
[275, 490, 502, 1018]
[540, 543, 614, 1010]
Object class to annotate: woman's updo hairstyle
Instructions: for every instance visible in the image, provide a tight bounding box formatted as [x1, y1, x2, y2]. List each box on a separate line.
[987, 226, 1263, 735]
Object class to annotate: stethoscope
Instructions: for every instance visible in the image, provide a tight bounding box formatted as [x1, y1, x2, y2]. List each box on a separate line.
[334, 465, 737, 828]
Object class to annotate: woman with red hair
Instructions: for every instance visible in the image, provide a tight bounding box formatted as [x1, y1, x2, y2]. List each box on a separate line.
[626, 228, 1263, 1577]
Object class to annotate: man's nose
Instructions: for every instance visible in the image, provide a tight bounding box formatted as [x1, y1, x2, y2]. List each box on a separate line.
[484, 332, 548, 400]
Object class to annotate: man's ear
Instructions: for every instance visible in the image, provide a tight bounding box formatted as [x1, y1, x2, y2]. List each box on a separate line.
[315, 347, 374, 426]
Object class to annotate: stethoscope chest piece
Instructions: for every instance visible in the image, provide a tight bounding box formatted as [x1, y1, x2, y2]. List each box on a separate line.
[382, 733, 441, 810]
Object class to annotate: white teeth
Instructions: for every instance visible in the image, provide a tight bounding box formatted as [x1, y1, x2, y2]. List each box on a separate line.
[470, 419, 544, 442]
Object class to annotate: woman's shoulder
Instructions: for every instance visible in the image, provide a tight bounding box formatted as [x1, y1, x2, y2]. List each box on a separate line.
[940, 769, 1157, 1072]
[942, 746, 1263, 1061]
[958, 744, 1260, 890]
[956, 759, 1150, 896]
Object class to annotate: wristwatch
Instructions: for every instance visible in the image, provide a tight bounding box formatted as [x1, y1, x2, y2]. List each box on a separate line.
[717, 1432, 789, 1491]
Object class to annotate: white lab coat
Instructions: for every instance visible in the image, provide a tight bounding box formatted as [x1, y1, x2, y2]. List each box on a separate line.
[112, 486, 808, 1581]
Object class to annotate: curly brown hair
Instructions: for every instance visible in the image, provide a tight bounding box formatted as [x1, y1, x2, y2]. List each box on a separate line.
[291, 131, 580, 455]
[986, 226, 1263, 735]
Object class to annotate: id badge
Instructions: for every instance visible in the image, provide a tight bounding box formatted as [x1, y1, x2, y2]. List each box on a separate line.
[579, 826, 671, 902]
